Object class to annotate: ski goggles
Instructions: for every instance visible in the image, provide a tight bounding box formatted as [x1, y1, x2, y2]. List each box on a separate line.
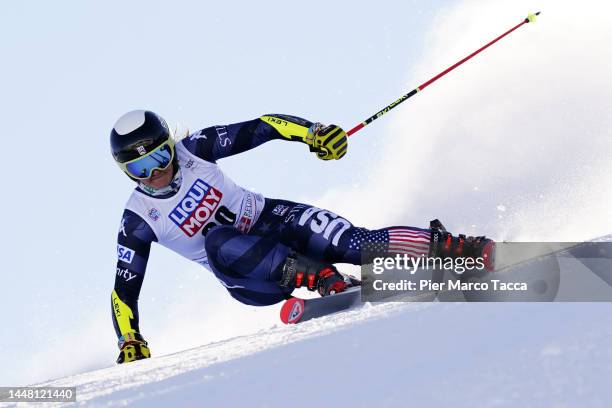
[120, 140, 175, 180]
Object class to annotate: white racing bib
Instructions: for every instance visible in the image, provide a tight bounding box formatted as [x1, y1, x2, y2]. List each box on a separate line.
[123, 141, 265, 268]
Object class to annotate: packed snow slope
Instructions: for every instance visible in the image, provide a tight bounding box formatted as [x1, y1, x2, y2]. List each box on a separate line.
[8, 238, 612, 408]
[16, 300, 612, 407]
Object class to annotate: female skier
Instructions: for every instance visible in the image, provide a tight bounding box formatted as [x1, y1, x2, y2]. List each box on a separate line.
[110, 110, 494, 363]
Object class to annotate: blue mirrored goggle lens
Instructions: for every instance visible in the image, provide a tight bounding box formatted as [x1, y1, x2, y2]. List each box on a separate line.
[125, 144, 173, 179]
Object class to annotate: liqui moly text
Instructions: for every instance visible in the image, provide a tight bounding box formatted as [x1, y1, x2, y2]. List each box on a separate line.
[169, 179, 223, 236]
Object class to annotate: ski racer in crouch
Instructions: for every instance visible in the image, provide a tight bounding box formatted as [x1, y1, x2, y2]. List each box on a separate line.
[110, 110, 495, 363]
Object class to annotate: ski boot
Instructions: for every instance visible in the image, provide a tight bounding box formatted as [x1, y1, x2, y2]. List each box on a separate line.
[278, 251, 360, 296]
[428, 219, 496, 272]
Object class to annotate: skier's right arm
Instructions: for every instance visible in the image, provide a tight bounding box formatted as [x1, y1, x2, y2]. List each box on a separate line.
[112, 209, 157, 363]
[181, 115, 348, 162]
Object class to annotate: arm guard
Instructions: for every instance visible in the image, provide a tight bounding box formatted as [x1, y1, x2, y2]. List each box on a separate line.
[259, 114, 314, 144]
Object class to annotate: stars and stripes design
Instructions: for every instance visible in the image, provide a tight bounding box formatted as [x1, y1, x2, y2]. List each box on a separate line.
[348, 227, 431, 258]
[387, 227, 431, 257]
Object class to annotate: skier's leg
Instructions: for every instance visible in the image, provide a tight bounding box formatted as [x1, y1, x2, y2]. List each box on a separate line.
[204, 225, 293, 306]
[249, 199, 495, 293]
[246, 199, 432, 295]
[250, 199, 433, 264]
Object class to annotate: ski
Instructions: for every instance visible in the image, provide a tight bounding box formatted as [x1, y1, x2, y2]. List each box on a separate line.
[280, 286, 362, 324]
[280, 240, 612, 324]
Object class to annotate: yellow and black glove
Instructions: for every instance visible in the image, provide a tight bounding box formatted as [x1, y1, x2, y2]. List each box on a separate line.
[307, 123, 348, 160]
[259, 115, 348, 160]
[116, 332, 151, 364]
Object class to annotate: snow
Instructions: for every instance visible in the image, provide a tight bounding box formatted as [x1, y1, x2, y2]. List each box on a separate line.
[12, 302, 612, 407]
[5, 237, 610, 407]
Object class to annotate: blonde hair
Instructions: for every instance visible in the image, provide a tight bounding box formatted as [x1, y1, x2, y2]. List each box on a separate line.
[172, 123, 191, 141]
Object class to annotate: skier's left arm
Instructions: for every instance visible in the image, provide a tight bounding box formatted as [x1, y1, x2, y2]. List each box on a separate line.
[181, 114, 348, 162]
[112, 209, 156, 364]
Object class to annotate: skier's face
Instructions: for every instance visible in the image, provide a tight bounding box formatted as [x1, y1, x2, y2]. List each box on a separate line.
[139, 162, 174, 189]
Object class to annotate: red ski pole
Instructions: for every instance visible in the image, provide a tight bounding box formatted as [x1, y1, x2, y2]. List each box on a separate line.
[346, 12, 540, 137]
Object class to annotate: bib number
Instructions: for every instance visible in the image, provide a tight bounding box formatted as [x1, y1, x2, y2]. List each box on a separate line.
[201, 205, 237, 236]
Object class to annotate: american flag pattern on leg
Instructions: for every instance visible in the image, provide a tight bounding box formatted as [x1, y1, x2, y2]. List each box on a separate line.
[387, 227, 431, 257]
[347, 227, 431, 258]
